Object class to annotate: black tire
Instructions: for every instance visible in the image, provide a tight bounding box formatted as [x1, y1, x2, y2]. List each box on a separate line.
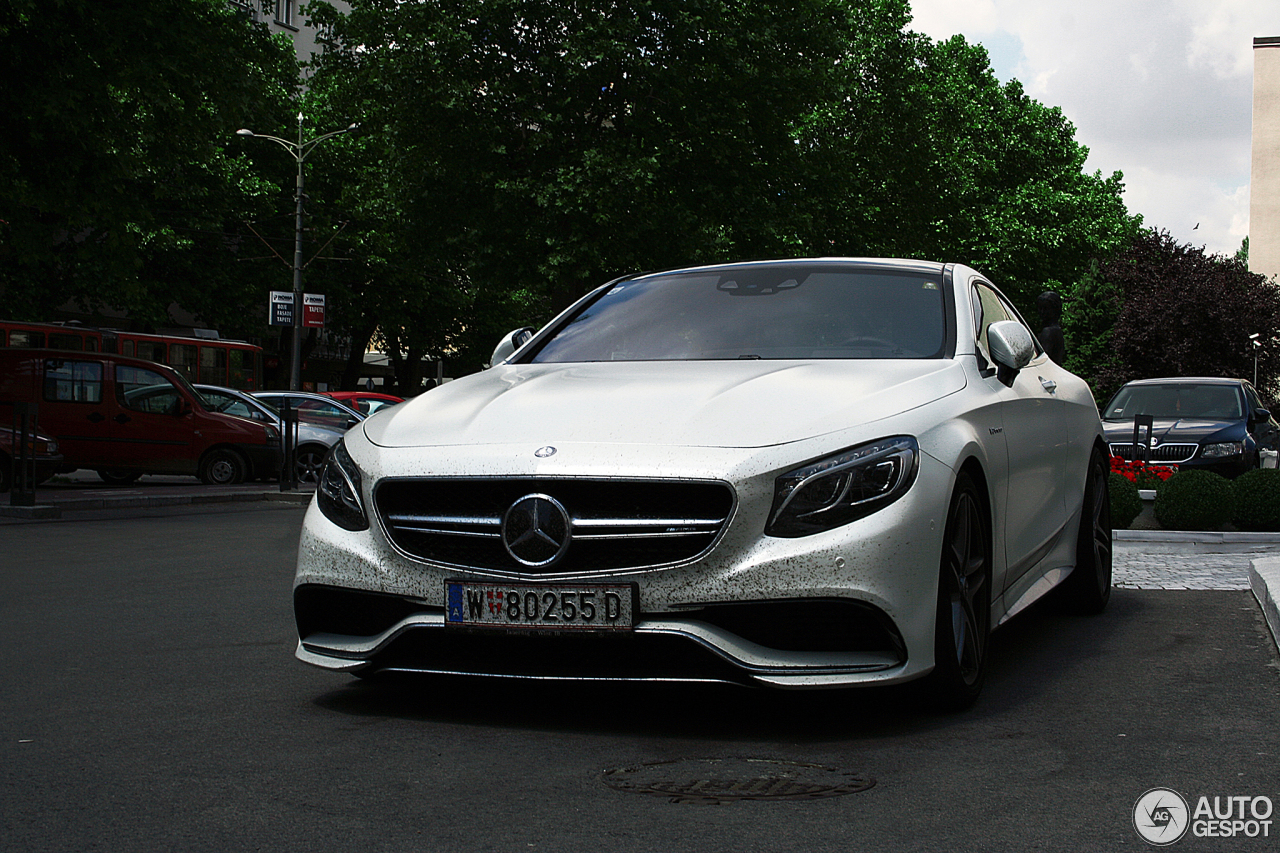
[927, 472, 992, 710]
[294, 444, 328, 485]
[199, 448, 246, 485]
[1061, 447, 1113, 614]
[97, 469, 141, 486]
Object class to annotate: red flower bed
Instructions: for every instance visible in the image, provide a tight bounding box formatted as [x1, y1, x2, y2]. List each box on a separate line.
[1110, 455, 1178, 487]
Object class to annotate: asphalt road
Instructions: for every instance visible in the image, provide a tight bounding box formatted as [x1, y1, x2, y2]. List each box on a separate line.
[2, 504, 1279, 852]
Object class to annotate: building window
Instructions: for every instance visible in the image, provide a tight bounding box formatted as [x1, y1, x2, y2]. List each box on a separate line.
[275, 0, 294, 27]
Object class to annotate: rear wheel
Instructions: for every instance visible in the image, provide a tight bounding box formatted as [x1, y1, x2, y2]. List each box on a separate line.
[199, 448, 246, 485]
[97, 469, 141, 486]
[927, 472, 992, 710]
[1061, 447, 1113, 614]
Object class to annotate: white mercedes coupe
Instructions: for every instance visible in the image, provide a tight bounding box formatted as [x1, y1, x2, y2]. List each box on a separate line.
[294, 258, 1112, 707]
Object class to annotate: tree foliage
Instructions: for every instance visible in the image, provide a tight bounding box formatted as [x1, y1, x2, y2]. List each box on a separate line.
[309, 0, 1134, 378]
[1072, 229, 1280, 403]
[0, 0, 298, 335]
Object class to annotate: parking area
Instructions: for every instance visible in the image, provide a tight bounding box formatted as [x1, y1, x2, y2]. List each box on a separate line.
[1, 504, 1277, 852]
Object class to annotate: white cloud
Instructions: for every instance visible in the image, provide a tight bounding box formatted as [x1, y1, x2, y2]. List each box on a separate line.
[909, 0, 1274, 258]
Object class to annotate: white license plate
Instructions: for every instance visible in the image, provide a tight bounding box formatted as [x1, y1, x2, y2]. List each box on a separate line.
[445, 581, 635, 631]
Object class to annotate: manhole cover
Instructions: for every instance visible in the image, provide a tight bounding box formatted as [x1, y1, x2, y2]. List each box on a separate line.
[601, 757, 875, 805]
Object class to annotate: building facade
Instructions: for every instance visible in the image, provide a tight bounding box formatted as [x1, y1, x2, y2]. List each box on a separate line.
[1252, 37, 1280, 283]
[229, 0, 349, 67]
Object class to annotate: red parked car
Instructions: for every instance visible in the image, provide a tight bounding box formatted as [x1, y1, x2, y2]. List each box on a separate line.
[324, 391, 404, 416]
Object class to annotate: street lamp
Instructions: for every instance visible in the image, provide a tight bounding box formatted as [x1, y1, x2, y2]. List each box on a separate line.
[1251, 333, 1262, 388]
[237, 113, 359, 391]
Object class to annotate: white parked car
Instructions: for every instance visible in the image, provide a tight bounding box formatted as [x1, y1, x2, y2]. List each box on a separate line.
[293, 258, 1112, 707]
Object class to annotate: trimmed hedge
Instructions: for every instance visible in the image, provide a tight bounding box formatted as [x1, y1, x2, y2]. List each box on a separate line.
[1231, 468, 1280, 531]
[1108, 472, 1143, 529]
[1153, 469, 1234, 531]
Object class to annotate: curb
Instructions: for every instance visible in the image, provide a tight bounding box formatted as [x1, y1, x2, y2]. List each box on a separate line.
[0, 488, 313, 519]
[1115, 530, 1280, 544]
[1250, 557, 1280, 654]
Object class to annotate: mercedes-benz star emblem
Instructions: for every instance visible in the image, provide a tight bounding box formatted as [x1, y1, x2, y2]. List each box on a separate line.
[502, 494, 571, 567]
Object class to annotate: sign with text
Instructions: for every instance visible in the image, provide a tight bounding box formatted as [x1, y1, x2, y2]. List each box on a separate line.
[302, 293, 326, 328]
[269, 291, 294, 327]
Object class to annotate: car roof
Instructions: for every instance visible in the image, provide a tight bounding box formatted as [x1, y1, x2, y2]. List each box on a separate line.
[1120, 377, 1246, 386]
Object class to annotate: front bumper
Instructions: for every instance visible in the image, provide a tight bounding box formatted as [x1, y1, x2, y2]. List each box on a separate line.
[292, 447, 956, 689]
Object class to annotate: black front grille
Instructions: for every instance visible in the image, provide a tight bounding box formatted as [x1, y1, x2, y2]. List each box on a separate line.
[1110, 443, 1197, 464]
[374, 478, 735, 575]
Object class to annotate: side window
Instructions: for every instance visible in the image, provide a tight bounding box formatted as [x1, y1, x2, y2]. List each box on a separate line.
[199, 346, 227, 385]
[169, 344, 197, 381]
[116, 365, 182, 415]
[972, 282, 1039, 365]
[43, 360, 103, 403]
[972, 284, 1013, 365]
[48, 333, 84, 351]
[135, 341, 164, 362]
[11, 330, 46, 348]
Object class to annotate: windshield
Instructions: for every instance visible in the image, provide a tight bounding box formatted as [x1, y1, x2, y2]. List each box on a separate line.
[1104, 383, 1244, 421]
[528, 266, 947, 363]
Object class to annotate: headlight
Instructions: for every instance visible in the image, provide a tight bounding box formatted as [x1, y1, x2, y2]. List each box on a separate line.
[317, 439, 369, 531]
[767, 436, 919, 537]
[1201, 441, 1244, 459]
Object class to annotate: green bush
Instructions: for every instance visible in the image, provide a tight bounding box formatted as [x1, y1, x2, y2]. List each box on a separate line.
[1231, 468, 1280, 531]
[1153, 469, 1234, 531]
[1108, 472, 1143, 529]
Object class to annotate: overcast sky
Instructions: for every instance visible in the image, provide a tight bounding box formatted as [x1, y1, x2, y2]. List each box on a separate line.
[908, 0, 1275, 258]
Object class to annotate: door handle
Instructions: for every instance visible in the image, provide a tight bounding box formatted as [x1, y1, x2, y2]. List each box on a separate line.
[114, 414, 131, 424]
[87, 412, 105, 423]
[1039, 377, 1058, 395]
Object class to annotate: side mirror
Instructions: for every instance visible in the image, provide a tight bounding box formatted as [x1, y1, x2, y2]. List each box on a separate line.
[987, 321, 1035, 373]
[176, 399, 193, 417]
[488, 327, 535, 367]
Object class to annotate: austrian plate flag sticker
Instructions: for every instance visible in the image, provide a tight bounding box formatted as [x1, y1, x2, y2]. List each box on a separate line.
[446, 584, 465, 623]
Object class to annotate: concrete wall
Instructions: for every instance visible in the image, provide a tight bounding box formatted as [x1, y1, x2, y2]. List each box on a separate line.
[1252, 37, 1280, 283]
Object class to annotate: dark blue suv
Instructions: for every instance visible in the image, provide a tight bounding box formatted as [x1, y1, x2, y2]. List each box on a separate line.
[1102, 377, 1279, 478]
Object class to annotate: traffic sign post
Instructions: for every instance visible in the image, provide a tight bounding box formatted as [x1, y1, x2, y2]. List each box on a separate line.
[269, 291, 295, 327]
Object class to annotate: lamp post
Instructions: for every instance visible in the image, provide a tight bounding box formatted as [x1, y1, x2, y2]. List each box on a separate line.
[237, 113, 358, 391]
[1251, 333, 1262, 388]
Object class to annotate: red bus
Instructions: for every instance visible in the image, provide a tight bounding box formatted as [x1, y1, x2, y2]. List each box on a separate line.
[0, 320, 264, 390]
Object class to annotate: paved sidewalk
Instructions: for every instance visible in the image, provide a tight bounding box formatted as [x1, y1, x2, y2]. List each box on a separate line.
[0, 476, 313, 518]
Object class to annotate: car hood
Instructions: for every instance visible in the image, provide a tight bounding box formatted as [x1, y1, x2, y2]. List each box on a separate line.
[364, 360, 966, 450]
[1102, 418, 1244, 444]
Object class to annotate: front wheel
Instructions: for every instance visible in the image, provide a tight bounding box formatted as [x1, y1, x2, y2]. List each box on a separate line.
[1061, 447, 1113, 614]
[926, 472, 992, 710]
[294, 444, 328, 485]
[199, 449, 246, 486]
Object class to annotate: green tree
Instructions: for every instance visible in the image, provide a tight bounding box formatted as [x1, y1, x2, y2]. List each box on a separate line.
[0, 0, 297, 337]
[308, 0, 884, 374]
